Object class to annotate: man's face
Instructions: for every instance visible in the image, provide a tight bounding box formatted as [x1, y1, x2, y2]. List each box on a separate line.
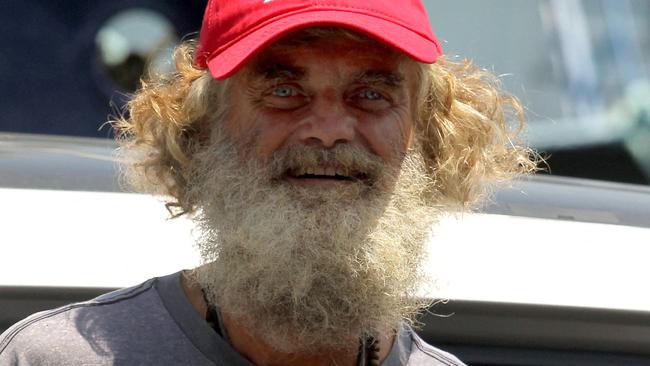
[223, 36, 418, 176]
[190, 31, 437, 354]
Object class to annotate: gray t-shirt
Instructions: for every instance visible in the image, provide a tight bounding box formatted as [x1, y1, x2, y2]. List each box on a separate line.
[0, 272, 465, 365]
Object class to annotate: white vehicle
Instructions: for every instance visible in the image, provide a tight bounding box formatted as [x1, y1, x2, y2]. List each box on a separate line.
[2, 132, 650, 365]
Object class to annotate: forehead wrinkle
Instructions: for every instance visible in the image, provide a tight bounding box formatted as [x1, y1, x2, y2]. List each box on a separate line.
[246, 44, 409, 92]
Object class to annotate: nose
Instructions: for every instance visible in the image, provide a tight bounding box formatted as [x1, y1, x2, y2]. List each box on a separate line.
[297, 93, 356, 148]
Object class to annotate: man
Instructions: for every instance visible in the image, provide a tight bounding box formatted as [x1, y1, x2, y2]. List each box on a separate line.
[0, 1, 535, 365]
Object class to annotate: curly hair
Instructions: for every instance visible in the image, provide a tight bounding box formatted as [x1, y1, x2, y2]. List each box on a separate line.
[114, 28, 538, 217]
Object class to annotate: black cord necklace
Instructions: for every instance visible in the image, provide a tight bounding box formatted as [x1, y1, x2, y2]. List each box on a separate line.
[358, 335, 380, 366]
[202, 291, 380, 365]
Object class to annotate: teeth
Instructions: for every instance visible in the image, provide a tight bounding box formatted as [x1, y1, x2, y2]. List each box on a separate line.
[293, 166, 357, 178]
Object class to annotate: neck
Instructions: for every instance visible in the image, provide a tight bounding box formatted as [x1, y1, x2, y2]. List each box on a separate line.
[222, 312, 359, 366]
[181, 271, 394, 366]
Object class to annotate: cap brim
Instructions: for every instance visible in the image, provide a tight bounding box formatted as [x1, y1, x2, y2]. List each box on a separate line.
[206, 10, 442, 80]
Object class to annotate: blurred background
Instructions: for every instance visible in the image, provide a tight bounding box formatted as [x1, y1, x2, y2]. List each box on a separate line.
[1, 0, 649, 186]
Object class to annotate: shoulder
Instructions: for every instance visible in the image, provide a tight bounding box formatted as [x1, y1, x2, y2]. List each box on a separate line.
[406, 327, 467, 366]
[0, 277, 160, 365]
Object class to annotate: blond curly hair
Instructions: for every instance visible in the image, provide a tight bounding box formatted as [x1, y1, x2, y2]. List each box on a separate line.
[114, 27, 538, 217]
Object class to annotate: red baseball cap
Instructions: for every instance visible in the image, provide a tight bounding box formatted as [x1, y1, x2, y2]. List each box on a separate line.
[195, 0, 443, 80]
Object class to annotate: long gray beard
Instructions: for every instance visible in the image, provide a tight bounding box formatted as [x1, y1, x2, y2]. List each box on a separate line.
[188, 133, 440, 353]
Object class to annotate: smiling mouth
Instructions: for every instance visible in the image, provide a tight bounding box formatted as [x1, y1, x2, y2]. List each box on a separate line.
[286, 166, 368, 182]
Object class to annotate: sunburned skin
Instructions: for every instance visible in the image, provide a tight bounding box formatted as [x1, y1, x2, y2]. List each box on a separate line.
[222, 38, 419, 188]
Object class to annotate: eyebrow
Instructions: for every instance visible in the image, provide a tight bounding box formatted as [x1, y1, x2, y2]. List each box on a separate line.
[254, 62, 306, 82]
[250, 62, 405, 88]
[353, 70, 405, 88]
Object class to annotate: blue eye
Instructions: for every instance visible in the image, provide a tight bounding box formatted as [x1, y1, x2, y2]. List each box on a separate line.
[272, 86, 297, 97]
[360, 89, 382, 100]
